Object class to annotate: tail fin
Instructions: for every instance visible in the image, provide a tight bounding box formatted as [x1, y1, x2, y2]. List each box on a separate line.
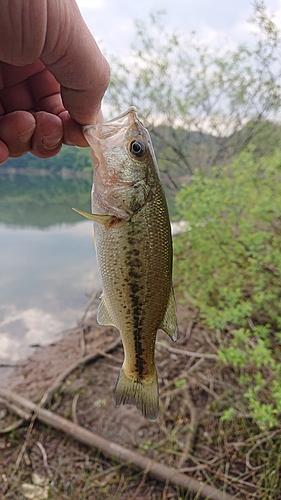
[114, 366, 159, 422]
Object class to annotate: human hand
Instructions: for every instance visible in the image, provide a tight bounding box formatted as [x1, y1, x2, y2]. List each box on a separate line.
[0, 0, 110, 163]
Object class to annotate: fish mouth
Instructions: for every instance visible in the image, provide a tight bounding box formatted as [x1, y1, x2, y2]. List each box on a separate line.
[82, 107, 140, 177]
[83, 107, 138, 149]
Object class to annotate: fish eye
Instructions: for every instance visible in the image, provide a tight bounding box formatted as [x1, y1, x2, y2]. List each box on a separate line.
[129, 140, 146, 158]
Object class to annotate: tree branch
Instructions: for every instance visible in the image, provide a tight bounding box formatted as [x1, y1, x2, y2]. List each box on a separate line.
[0, 387, 242, 500]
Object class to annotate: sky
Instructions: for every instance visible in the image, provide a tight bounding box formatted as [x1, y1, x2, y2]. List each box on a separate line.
[76, 0, 281, 57]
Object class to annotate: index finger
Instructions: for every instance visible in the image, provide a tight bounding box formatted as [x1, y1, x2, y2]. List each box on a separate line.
[41, 1, 110, 125]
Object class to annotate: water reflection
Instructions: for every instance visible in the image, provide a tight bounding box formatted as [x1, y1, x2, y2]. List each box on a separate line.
[0, 172, 93, 227]
[0, 171, 101, 368]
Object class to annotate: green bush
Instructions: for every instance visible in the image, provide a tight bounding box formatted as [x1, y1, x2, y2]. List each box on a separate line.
[174, 149, 281, 428]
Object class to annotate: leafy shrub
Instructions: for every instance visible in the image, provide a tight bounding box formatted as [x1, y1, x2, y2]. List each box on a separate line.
[174, 149, 281, 427]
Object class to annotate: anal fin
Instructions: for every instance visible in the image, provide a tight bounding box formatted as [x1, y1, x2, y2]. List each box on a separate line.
[97, 297, 116, 327]
[160, 287, 178, 342]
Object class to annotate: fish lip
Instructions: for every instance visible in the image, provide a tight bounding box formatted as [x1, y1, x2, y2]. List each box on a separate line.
[82, 107, 138, 146]
[102, 106, 137, 124]
[100, 106, 137, 126]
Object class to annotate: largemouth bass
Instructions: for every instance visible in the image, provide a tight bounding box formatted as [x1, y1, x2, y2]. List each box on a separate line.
[74, 107, 178, 421]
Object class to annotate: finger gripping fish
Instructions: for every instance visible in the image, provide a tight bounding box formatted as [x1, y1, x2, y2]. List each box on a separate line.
[74, 107, 178, 421]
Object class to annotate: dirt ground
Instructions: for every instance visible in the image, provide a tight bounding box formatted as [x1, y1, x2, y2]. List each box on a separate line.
[0, 297, 280, 499]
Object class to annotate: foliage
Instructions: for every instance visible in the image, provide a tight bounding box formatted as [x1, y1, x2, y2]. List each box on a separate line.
[174, 149, 281, 428]
[5, 145, 92, 172]
[106, 2, 281, 188]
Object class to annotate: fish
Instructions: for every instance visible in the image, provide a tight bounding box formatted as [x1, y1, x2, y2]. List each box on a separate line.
[73, 107, 178, 421]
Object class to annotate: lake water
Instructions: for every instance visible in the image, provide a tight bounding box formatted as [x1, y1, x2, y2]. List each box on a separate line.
[0, 165, 178, 380]
[0, 171, 101, 372]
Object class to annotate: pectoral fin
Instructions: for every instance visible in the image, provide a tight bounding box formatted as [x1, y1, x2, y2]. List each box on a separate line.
[160, 287, 178, 342]
[97, 297, 117, 327]
[72, 208, 114, 227]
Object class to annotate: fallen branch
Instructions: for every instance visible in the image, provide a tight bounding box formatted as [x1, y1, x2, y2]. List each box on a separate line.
[0, 396, 30, 422]
[0, 387, 242, 500]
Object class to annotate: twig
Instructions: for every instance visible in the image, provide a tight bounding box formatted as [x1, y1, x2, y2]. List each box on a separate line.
[180, 464, 209, 473]
[36, 441, 52, 477]
[80, 327, 87, 357]
[0, 396, 30, 421]
[157, 341, 218, 360]
[246, 431, 278, 471]
[186, 357, 205, 375]
[193, 377, 221, 400]
[0, 387, 242, 500]
[79, 291, 100, 325]
[72, 394, 79, 426]
[12, 399, 45, 476]
[0, 418, 24, 434]
[185, 320, 194, 340]
[80, 292, 99, 355]
[177, 389, 198, 469]
[78, 291, 100, 357]
[95, 350, 122, 363]
[43, 335, 121, 405]
[115, 473, 125, 497]
[130, 466, 149, 500]
[201, 331, 218, 353]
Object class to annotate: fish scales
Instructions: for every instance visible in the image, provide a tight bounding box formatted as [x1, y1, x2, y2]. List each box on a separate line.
[74, 107, 178, 421]
[95, 182, 171, 380]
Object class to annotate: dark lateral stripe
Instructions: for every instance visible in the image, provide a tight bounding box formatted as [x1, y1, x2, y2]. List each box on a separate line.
[125, 224, 146, 379]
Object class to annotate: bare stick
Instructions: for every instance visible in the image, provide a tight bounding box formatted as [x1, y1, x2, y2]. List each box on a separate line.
[80, 327, 87, 358]
[0, 396, 30, 421]
[72, 394, 79, 426]
[0, 387, 242, 500]
[78, 291, 100, 325]
[185, 320, 194, 340]
[78, 291, 100, 357]
[0, 417, 24, 434]
[177, 389, 198, 469]
[245, 431, 277, 471]
[157, 341, 218, 360]
[36, 441, 52, 477]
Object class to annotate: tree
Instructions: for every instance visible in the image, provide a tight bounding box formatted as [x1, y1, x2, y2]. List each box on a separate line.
[106, 2, 281, 191]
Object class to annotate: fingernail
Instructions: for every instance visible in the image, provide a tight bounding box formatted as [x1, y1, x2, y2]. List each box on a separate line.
[41, 134, 62, 149]
[17, 124, 36, 144]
